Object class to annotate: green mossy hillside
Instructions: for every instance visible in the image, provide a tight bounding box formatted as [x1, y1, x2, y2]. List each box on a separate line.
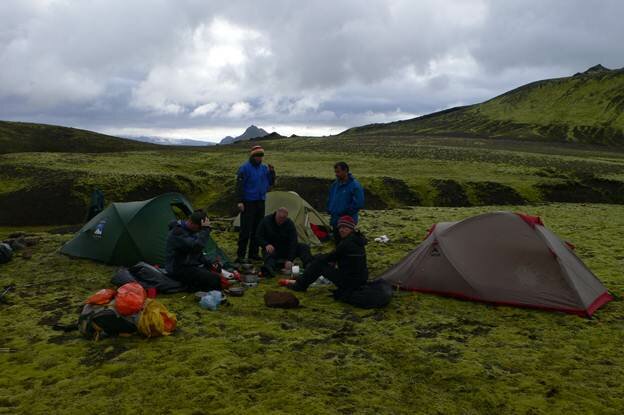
[344, 66, 624, 145]
[0, 121, 159, 154]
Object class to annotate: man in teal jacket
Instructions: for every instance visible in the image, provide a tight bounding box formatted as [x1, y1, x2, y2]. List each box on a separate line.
[326, 161, 364, 241]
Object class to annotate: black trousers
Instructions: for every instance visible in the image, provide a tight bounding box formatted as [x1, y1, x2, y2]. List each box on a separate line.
[294, 256, 349, 291]
[237, 200, 265, 259]
[171, 266, 221, 292]
[262, 243, 313, 275]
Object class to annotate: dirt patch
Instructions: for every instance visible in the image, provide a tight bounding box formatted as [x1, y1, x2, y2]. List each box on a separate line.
[537, 176, 624, 203]
[235, 364, 260, 376]
[38, 297, 71, 312]
[0, 164, 200, 225]
[359, 177, 421, 208]
[81, 343, 129, 366]
[38, 313, 63, 326]
[415, 318, 493, 339]
[467, 181, 526, 205]
[423, 344, 462, 362]
[47, 333, 77, 345]
[431, 179, 471, 206]
[0, 176, 86, 226]
[382, 177, 421, 205]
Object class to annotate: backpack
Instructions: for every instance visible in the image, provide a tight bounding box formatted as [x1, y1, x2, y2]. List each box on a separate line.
[338, 279, 394, 309]
[0, 243, 12, 264]
[78, 302, 138, 340]
[264, 291, 300, 308]
[137, 299, 177, 337]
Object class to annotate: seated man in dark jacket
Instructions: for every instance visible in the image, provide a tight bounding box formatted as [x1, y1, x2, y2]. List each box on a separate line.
[164, 210, 221, 292]
[287, 215, 368, 295]
[257, 207, 312, 277]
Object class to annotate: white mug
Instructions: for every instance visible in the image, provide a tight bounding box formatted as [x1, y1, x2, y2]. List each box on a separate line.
[291, 265, 300, 278]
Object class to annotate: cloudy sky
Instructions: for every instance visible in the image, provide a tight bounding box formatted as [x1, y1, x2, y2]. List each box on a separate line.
[1, 0, 623, 142]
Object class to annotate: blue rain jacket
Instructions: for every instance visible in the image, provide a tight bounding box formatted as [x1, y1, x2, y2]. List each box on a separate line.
[326, 173, 365, 226]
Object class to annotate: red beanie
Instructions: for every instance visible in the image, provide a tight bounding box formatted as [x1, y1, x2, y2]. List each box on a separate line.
[337, 215, 356, 230]
[250, 145, 264, 156]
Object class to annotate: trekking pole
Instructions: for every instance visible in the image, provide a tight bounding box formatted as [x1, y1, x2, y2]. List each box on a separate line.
[0, 285, 14, 303]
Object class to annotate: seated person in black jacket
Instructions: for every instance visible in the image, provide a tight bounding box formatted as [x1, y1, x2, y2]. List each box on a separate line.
[256, 207, 312, 277]
[288, 215, 368, 295]
[164, 210, 221, 292]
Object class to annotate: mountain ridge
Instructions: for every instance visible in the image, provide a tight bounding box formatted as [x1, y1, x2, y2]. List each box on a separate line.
[0, 121, 160, 154]
[341, 65, 624, 145]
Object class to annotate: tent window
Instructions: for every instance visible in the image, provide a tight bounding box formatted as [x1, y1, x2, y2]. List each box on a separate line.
[170, 203, 190, 220]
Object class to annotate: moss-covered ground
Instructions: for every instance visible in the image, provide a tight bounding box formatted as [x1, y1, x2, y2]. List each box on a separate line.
[1, 203, 623, 414]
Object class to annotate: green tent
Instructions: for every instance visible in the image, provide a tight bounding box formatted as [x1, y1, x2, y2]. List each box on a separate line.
[234, 191, 331, 246]
[61, 193, 229, 266]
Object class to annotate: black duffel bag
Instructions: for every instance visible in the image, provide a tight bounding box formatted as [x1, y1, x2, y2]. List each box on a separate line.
[336, 278, 394, 309]
[111, 262, 186, 293]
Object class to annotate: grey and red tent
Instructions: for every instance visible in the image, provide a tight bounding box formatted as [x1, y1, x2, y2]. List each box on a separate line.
[381, 212, 612, 316]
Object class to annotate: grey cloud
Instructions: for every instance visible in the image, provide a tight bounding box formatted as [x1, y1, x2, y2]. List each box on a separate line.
[0, 0, 623, 139]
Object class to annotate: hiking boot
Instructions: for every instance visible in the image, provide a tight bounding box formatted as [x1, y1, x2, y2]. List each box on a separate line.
[287, 283, 306, 292]
[260, 266, 275, 279]
[279, 279, 306, 292]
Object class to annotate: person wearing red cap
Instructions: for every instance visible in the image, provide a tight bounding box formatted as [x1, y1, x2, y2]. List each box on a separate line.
[285, 215, 368, 295]
[235, 144, 276, 263]
[326, 161, 365, 242]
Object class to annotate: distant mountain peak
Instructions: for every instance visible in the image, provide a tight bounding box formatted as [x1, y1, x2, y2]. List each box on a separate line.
[584, 64, 611, 74]
[219, 125, 270, 144]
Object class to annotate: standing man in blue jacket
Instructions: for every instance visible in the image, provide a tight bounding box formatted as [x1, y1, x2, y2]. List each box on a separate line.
[326, 161, 365, 241]
[236, 145, 276, 262]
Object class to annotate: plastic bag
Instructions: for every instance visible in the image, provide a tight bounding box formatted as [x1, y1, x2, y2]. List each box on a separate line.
[85, 288, 116, 305]
[115, 282, 146, 316]
[137, 299, 177, 337]
[199, 291, 222, 311]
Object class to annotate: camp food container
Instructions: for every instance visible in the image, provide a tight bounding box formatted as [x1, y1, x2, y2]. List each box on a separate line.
[240, 263, 254, 273]
[241, 274, 259, 284]
[226, 287, 245, 297]
[242, 282, 258, 288]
